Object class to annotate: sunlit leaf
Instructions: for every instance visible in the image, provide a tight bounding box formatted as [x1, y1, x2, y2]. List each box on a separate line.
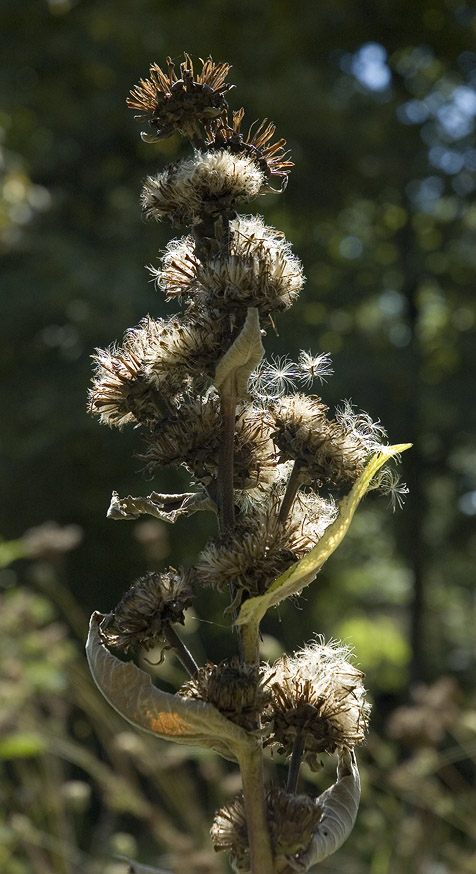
[86, 613, 254, 762]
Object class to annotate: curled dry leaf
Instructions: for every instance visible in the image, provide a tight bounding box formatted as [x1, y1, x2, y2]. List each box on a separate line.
[296, 749, 360, 869]
[86, 612, 254, 762]
[107, 489, 215, 522]
[214, 307, 264, 401]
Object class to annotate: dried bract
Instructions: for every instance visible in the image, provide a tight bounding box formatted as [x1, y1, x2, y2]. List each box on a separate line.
[269, 394, 378, 489]
[127, 53, 233, 143]
[209, 107, 293, 183]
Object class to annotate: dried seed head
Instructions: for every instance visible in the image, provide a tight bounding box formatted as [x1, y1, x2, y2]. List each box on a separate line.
[100, 568, 194, 653]
[194, 489, 334, 597]
[141, 151, 267, 227]
[144, 309, 236, 387]
[154, 215, 304, 317]
[178, 658, 270, 731]
[211, 788, 323, 874]
[127, 54, 233, 143]
[208, 107, 293, 183]
[88, 326, 165, 428]
[264, 640, 370, 767]
[140, 397, 277, 489]
[270, 394, 377, 489]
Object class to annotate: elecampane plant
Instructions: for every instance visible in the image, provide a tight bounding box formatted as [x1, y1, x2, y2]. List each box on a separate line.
[86, 54, 410, 874]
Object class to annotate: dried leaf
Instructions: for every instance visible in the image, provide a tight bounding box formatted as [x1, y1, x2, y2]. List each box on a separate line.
[86, 613, 254, 762]
[214, 307, 264, 400]
[236, 445, 412, 643]
[107, 490, 215, 522]
[296, 749, 360, 869]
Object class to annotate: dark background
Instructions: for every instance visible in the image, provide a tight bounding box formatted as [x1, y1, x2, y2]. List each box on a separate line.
[1, 2, 475, 872]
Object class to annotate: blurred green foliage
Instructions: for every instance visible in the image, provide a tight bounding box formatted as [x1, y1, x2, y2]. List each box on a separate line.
[1, 0, 476, 871]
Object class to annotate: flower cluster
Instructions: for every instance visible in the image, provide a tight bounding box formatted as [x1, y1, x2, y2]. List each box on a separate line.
[87, 53, 408, 874]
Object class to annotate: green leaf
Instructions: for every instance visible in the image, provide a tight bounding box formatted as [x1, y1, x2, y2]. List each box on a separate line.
[86, 613, 255, 763]
[0, 732, 47, 760]
[236, 445, 412, 642]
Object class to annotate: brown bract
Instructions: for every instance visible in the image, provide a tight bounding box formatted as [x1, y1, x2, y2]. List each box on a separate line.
[127, 53, 233, 143]
[210, 107, 293, 184]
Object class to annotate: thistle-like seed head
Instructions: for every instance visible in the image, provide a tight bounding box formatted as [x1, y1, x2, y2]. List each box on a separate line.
[99, 568, 194, 653]
[194, 490, 335, 598]
[154, 215, 304, 318]
[263, 640, 370, 767]
[127, 54, 233, 143]
[178, 658, 270, 731]
[269, 394, 379, 489]
[208, 107, 293, 184]
[141, 151, 268, 227]
[211, 788, 323, 874]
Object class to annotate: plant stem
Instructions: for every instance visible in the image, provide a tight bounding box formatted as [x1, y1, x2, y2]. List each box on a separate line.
[286, 732, 304, 793]
[278, 459, 302, 523]
[217, 390, 236, 531]
[240, 744, 275, 874]
[162, 624, 199, 677]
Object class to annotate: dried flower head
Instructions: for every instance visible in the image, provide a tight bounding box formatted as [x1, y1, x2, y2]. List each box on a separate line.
[154, 215, 304, 317]
[264, 640, 370, 768]
[209, 107, 293, 183]
[100, 568, 193, 653]
[178, 658, 270, 731]
[127, 54, 233, 143]
[211, 787, 323, 874]
[140, 397, 277, 490]
[141, 151, 267, 227]
[194, 490, 334, 598]
[269, 394, 380, 489]
[88, 320, 174, 428]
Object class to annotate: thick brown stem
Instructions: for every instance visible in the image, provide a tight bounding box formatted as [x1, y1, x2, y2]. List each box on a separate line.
[240, 746, 275, 874]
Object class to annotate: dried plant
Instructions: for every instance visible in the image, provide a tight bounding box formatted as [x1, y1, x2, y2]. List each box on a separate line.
[86, 53, 410, 874]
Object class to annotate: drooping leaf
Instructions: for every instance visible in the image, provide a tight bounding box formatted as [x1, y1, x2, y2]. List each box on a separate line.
[236, 445, 412, 645]
[86, 613, 253, 762]
[295, 749, 361, 870]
